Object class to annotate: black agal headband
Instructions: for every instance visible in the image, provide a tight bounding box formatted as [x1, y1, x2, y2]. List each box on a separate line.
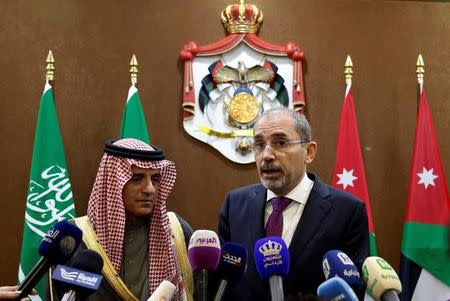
[104, 140, 165, 161]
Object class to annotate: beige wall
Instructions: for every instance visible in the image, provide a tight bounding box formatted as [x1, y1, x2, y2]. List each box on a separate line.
[1, 0, 449, 283]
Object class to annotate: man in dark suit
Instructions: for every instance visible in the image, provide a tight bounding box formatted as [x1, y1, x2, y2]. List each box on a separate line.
[218, 107, 369, 300]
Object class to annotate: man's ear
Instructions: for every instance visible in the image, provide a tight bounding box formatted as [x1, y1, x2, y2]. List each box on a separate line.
[305, 141, 317, 164]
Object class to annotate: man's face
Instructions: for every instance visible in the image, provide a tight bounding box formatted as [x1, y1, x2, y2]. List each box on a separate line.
[253, 112, 317, 196]
[122, 166, 161, 219]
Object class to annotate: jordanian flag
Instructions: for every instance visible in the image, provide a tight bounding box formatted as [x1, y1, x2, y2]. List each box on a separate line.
[18, 82, 76, 299]
[331, 81, 377, 256]
[399, 87, 450, 301]
[120, 84, 150, 143]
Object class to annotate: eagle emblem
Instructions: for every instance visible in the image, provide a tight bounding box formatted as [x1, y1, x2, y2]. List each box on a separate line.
[213, 61, 274, 84]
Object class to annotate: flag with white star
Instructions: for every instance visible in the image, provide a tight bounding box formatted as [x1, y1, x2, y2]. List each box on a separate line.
[331, 81, 377, 256]
[400, 87, 450, 301]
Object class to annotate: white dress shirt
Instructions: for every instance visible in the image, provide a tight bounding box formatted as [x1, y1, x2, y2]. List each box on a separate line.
[264, 173, 314, 247]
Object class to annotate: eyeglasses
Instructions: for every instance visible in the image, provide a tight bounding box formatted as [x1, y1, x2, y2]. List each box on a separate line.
[251, 139, 310, 153]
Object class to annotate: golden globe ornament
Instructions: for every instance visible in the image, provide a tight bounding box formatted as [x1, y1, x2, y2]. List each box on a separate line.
[237, 137, 252, 152]
[226, 87, 261, 127]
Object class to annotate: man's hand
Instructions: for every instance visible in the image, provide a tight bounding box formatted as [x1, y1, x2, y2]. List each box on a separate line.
[0, 286, 37, 300]
[0, 286, 20, 300]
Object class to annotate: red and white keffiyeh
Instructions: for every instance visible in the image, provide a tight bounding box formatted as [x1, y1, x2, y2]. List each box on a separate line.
[87, 138, 185, 300]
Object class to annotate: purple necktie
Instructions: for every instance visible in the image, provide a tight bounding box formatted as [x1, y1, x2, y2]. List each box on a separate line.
[265, 196, 292, 237]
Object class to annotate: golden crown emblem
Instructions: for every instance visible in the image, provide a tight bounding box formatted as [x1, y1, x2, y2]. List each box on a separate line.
[221, 0, 263, 34]
[259, 240, 283, 256]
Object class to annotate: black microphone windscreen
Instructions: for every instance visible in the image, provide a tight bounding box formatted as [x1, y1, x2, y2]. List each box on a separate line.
[38, 220, 83, 263]
[216, 242, 247, 283]
[17, 220, 83, 299]
[71, 249, 104, 274]
[55, 250, 105, 299]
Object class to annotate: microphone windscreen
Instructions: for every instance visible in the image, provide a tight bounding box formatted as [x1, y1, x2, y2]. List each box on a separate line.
[38, 219, 83, 263]
[71, 249, 104, 274]
[147, 280, 176, 301]
[216, 242, 248, 283]
[52, 264, 103, 293]
[52, 250, 105, 298]
[253, 237, 289, 280]
[317, 277, 358, 301]
[322, 250, 362, 288]
[187, 230, 221, 272]
[362, 256, 402, 300]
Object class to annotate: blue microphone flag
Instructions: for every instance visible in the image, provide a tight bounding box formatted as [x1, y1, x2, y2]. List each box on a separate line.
[254, 237, 289, 280]
[322, 250, 362, 288]
[317, 277, 358, 301]
[216, 242, 248, 283]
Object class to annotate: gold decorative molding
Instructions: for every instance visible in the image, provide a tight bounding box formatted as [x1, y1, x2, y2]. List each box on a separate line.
[130, 54, 138, 85]
[46, 50, 55, 81]
[416, 54, 424, 85]
[221, 0, 263, 34]
[344, 55, 353, 85]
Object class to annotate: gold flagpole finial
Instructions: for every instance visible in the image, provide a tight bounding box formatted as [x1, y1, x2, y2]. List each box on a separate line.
[344, 55, 353, 85]
[416, 54, 425, 85]
[130, 54, 138, 85]
[46, 50, 55, 81]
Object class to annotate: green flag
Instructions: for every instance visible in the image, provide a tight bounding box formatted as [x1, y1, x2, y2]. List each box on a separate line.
[120, 84, 150, 143]
[18, 82, 76, 299]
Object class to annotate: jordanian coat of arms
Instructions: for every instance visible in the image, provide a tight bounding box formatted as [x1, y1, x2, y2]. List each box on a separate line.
[180, 1, 305, 164]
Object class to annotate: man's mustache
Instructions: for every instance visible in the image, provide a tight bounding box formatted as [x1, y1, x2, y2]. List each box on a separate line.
[260, 163, 283, 172]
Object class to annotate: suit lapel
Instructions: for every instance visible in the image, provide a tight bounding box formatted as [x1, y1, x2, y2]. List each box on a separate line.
[247, 184, 267, 245]
[288, 175, 332, 268]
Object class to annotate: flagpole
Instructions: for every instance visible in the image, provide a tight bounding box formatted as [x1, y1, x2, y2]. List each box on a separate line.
[344, 55, 353, 97]
[416, 54, 424, 107]
[46, 50, 55, 98]
[46, 50, 55, 83]
[130, 54, 138, 86]
[45, 70, 57, 295]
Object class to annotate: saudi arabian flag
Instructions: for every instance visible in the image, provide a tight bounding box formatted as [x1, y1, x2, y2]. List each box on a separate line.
[18, 82, 76, 299]
[120, 84, 150, 143]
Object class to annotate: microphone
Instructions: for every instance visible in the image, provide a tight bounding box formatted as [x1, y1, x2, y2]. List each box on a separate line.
[362, 256, 402, 301]
[52, 249, 104, 301]
[254, 237, 290, 301]
[187, 230, 221, 301]
[17, 220, 83, 299]
[147, 280, 176, 301]
[322, 250, 363, 290]
[213, 242, 248, 301]
[317, 277, 358, 301]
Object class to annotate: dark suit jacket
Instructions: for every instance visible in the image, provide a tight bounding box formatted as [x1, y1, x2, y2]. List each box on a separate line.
[218, 173, 369, 300]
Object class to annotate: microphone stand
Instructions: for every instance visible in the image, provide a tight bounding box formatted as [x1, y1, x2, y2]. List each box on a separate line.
[269, 276, 284, 301]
